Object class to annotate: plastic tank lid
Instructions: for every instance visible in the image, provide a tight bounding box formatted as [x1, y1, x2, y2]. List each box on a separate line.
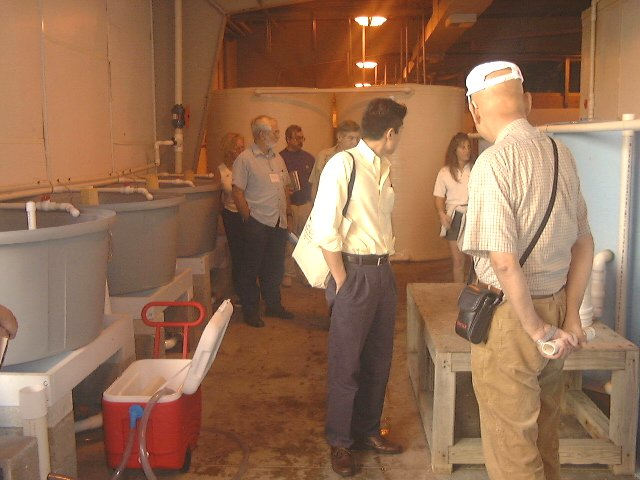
[182, 300, 233, 395]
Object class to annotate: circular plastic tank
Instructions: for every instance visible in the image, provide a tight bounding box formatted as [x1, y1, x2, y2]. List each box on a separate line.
[0, 208, 115, 366]
[152, 176, 222, 257]
[336, 84, 466, 260]
[45, 191, 185, 295]
[207, 87, 334, 170]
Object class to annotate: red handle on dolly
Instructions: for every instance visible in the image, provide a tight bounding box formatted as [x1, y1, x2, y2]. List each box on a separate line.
[140, 301, 206, 359]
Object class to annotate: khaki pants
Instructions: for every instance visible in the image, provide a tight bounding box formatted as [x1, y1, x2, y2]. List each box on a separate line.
[471, 289, 566, 480]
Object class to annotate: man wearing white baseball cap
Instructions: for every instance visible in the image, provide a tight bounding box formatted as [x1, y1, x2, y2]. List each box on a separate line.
[461, 61, 594, 480]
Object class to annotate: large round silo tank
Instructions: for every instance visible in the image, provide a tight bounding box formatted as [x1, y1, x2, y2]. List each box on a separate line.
[336, 84, 466, 261]
[207, 87, 334, 169]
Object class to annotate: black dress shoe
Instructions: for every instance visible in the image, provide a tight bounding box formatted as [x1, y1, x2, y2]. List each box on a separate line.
[352, 434, 403, 455]
[264, 306, 294, 319]
[330, 446, 357, 477]
[244, 313, 264, 328]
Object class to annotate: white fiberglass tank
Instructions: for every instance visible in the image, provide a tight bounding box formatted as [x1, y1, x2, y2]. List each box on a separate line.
[336, 84, 465, 261]
[207, 87, 333, 169]
[0, 208, 115, 365]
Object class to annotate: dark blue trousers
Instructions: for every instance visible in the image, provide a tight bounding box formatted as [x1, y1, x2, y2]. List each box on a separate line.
[221, 208, 243, 296]
[324, 261, 397, 447]
[239, 216, 287, 316]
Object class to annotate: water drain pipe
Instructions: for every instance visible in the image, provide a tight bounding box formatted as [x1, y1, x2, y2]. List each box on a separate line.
[20, 385, 50, 480]
[0, 202, 80, 224]
[74, 413, 103, 433]
[591, 249, 614, 319]
[26, 201, 37, 230]
[173, 0, 184, 174]
[154, 139, 176, 167]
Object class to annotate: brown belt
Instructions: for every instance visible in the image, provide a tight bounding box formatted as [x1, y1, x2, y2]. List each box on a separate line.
[342, 253, 389, 266]
[477, 282, 560, 300]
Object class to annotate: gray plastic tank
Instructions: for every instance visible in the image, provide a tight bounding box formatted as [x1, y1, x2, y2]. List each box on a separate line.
[44, 191, 185, 295]
[151, 177, 222, 257]
[0, 208, 115, 366]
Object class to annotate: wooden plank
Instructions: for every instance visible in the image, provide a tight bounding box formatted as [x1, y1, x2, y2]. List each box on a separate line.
[565, 390, 609, 439]
[610, 350, 639, 475]
[564, 350, 627, 371]
[431, 352, 455, 474]
[559, 439, 621, 465]
[448, 438, 483, 464]
[448, 438, 621, 466]
[407, 283, 469, 354]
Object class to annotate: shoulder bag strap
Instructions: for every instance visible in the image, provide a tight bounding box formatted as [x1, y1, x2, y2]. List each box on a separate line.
[342, 151, 356, 217]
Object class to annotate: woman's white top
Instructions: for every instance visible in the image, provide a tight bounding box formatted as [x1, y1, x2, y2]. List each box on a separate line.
[218, 163, 238, 212]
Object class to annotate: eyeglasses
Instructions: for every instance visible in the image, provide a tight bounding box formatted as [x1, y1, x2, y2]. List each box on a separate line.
[289, 136, 305, 142]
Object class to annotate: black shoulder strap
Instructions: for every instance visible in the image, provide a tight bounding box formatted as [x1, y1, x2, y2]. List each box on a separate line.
[518, 137, 559, 267]
[342, 151, 356, 217]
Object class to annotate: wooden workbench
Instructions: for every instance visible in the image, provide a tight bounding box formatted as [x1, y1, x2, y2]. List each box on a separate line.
[406, 283, 639, 474]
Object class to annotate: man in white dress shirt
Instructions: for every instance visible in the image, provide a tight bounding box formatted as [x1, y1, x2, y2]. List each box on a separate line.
[311, 98, 407, 476]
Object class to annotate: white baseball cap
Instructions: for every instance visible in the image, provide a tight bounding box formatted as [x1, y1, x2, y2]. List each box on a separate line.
[466, 61, 524, 97]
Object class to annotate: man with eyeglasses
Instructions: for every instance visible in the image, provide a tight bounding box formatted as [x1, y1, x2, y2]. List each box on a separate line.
[280, 125, 315, 287]
[309, 120, 361, 200]
[232, 115, 294, 327]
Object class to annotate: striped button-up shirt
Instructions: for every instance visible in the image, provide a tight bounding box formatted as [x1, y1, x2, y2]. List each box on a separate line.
[462, 119, 591, 296]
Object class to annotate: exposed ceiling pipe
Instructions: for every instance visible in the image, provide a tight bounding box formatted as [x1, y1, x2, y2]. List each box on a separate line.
[404, 0, 494, 79]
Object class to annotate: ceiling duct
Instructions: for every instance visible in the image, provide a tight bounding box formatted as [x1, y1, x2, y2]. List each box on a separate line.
[404, 0, 493, 78]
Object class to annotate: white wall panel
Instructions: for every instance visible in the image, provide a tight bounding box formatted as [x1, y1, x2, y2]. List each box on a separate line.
[108, 0, 155, 171]
[0, 0, 47, 185]
[43, 37, 111, 181]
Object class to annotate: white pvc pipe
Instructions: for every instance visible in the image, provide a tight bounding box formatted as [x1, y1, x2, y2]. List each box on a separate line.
[97, 186, 154, 201]
[26, 201, 37, 230]
[0, 201, 80, 217]
[615, 113, 635, 336]
[174, 0, 184, 174]
[588, 0, 598, 120]
[591, 249, 614, 319]
[159, 179, 195, 187]
[154, 139, 176, 166]
[35, 201, 80, 217]
[20, 385, 50, 480]
[0, 165, 157, 202]
[74, 413, 103, 433]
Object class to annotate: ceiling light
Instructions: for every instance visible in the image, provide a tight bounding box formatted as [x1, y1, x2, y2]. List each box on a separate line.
[355, 83, 372, 88]
[356, 61, 378, 69]
[354, 16, 387, 27]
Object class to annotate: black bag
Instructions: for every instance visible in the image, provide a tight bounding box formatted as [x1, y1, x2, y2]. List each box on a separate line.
[455, 284, 503, 344]
[445, 210, 464, 241]
[455, 137, 559, 344]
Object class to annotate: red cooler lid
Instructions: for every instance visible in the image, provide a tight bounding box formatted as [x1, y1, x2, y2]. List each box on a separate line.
[183, 300, 233, 395]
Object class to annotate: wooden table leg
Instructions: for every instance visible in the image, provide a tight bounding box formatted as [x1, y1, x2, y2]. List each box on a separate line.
[610, 350, 639, 474]
[431, 352, 455, 474]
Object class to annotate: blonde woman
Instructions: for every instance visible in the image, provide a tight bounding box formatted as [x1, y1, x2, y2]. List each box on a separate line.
[433, 132, 473, 282]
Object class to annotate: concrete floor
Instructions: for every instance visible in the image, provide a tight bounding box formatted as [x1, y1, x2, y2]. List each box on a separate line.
[74, 260, 637, 480]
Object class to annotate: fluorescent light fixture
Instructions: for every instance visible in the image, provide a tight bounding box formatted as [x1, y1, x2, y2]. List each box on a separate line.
[354, 16, 387, 27]
[356, 61, 378, 69]
[355, 83, 372, 88]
